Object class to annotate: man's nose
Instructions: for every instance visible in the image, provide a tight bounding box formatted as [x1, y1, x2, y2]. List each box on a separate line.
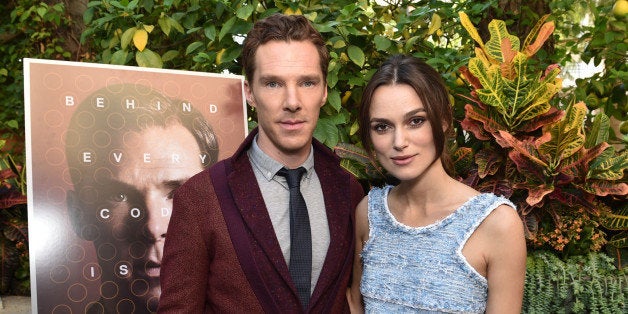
[284, 85, 301, 112]
[143, 197, 169, 242]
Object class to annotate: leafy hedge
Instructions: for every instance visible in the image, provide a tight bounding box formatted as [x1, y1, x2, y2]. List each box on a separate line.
[0, 0, 626, 298]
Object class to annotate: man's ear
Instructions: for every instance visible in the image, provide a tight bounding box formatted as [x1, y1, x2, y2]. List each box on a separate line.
[66, 190, 87, 239]
[244, 80, 255, 108]
[320, 87, 328, 108]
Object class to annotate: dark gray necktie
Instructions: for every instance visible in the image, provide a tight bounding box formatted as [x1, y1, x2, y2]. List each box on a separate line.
[277, 167, 311, 309]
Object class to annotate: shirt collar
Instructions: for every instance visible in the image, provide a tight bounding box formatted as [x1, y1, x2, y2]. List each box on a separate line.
[248, 134, 315, 181]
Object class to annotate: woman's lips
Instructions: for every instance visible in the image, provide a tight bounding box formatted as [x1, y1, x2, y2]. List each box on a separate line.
[391, 154, 415, 166]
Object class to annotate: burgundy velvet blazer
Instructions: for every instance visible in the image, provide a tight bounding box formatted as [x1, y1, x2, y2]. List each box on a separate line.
[158, 129, 364, 313]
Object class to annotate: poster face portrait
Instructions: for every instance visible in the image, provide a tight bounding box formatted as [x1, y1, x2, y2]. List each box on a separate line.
[24, 59, 247, 313]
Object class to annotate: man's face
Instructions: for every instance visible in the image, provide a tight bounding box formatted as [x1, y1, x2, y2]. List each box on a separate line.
[72, 123, 203, 312]
[245, 40, 327, 165]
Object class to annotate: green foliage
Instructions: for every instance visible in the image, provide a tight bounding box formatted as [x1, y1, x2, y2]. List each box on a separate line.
[0, 0, 72, 137]
[573, 0, 627, 145]
[0, 145, 28, 295]
[80, 0, 485, 148]
[0, 0, 625, 296]
[523, 251, 628, 313]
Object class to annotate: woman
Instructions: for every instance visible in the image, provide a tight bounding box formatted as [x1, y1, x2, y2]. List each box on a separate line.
[347, 55, 526, 313]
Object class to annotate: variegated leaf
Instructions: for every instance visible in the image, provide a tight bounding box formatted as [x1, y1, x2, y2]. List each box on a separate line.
[548, 187, 596, 209]
[520, 108, 565, 133]
[512, 102, 552, 129]
[538, 102, 586, 162]
[475, 148, 503, 178]
[499, 38, 517, 79]
[340, 159, 367, 180]
[523, 20, 555, 57]
[463, 104, 507, 135]
[522, 14, 550, 51]
[584, 112, 610, 148]
[468, 58, 492, 90]
[452, 147, 474, 174]
[477, 179, 513, 197]
[508, 149, 547, 179]
[499, 131, 548, 167]
[526, 183, 554, 207]
[475, 47, 492, 67]
[601, 205, 628, 230]
[560, 142, 608, 178]
[458, 12, 485, 50]
[485, 19, 520, 62]
[607, 233, 628, 248]
[587, 148, 628, 180]
[578, 180, 628, 196]
[459, 66, 483, 90]
[334, 143, 372, 165]
[511, 76, 560, 127]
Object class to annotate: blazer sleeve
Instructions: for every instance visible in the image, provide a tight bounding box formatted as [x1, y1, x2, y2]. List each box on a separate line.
[349, 177, 365, 212]
[157, 171, 214, 313]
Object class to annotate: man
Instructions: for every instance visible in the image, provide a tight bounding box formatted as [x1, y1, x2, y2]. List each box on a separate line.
[65, 84, 218, 313]
[158, 13, 364, 313]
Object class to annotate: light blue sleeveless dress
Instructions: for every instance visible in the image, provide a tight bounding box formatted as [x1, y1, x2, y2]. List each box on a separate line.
[360, 185, 516, 313]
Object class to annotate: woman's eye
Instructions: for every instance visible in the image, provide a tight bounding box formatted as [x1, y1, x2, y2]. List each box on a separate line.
[372, 123, 390, 133]
[409, 117, 426, 127]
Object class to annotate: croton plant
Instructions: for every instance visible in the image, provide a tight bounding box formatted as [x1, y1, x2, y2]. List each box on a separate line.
[336, 13, 628, 259]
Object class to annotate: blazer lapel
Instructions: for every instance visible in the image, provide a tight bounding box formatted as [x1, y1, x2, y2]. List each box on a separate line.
[309, 143, 353, 306]
[227, 154, 294, 287]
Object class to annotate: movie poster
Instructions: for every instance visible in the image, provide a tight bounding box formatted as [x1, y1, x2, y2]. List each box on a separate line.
[24, 59, 247, 313]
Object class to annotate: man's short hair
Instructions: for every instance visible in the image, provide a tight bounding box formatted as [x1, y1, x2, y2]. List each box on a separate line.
[241, 13, 329, 82]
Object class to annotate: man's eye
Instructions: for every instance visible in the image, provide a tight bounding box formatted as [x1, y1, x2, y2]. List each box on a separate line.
[266, 81, 280, 88]
[302, 80, 315, 87]
[109, 192, 128, 202]
[166, 189, 177, 200]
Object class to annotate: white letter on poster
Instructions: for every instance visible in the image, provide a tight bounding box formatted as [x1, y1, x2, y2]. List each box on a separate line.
[209, 104, 218, 113]
[199, 154, 207, 164]
[130, 208, 141, 218]
[65, 96, 75, 107]
[162, 207, 170, 217]
[100, 209, 110, 219]
[126, 98, 136, 109]
[96, 97, 105, 108]
[113, 152, 122, 163]
[182, 102, 191, 112]
[82, 152, 92, 163]
[119, 264, 129, 276]
[172, 154, 180, 163]
[143, 153, 151, 163]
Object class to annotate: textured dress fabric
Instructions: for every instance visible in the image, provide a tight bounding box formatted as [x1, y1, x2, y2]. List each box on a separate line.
[360, 185, 516, 314]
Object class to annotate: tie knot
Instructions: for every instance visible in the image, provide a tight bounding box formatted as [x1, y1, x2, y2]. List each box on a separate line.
[277, 167, 306, 189]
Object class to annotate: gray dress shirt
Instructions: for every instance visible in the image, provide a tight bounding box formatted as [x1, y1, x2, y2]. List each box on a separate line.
[247, 136, 329, 295]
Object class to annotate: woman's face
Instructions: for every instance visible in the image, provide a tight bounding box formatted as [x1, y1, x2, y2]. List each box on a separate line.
[369, 84, 438, 182]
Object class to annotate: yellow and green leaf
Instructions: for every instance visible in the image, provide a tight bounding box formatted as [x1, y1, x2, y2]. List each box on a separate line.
[485, 19, 520, 62]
